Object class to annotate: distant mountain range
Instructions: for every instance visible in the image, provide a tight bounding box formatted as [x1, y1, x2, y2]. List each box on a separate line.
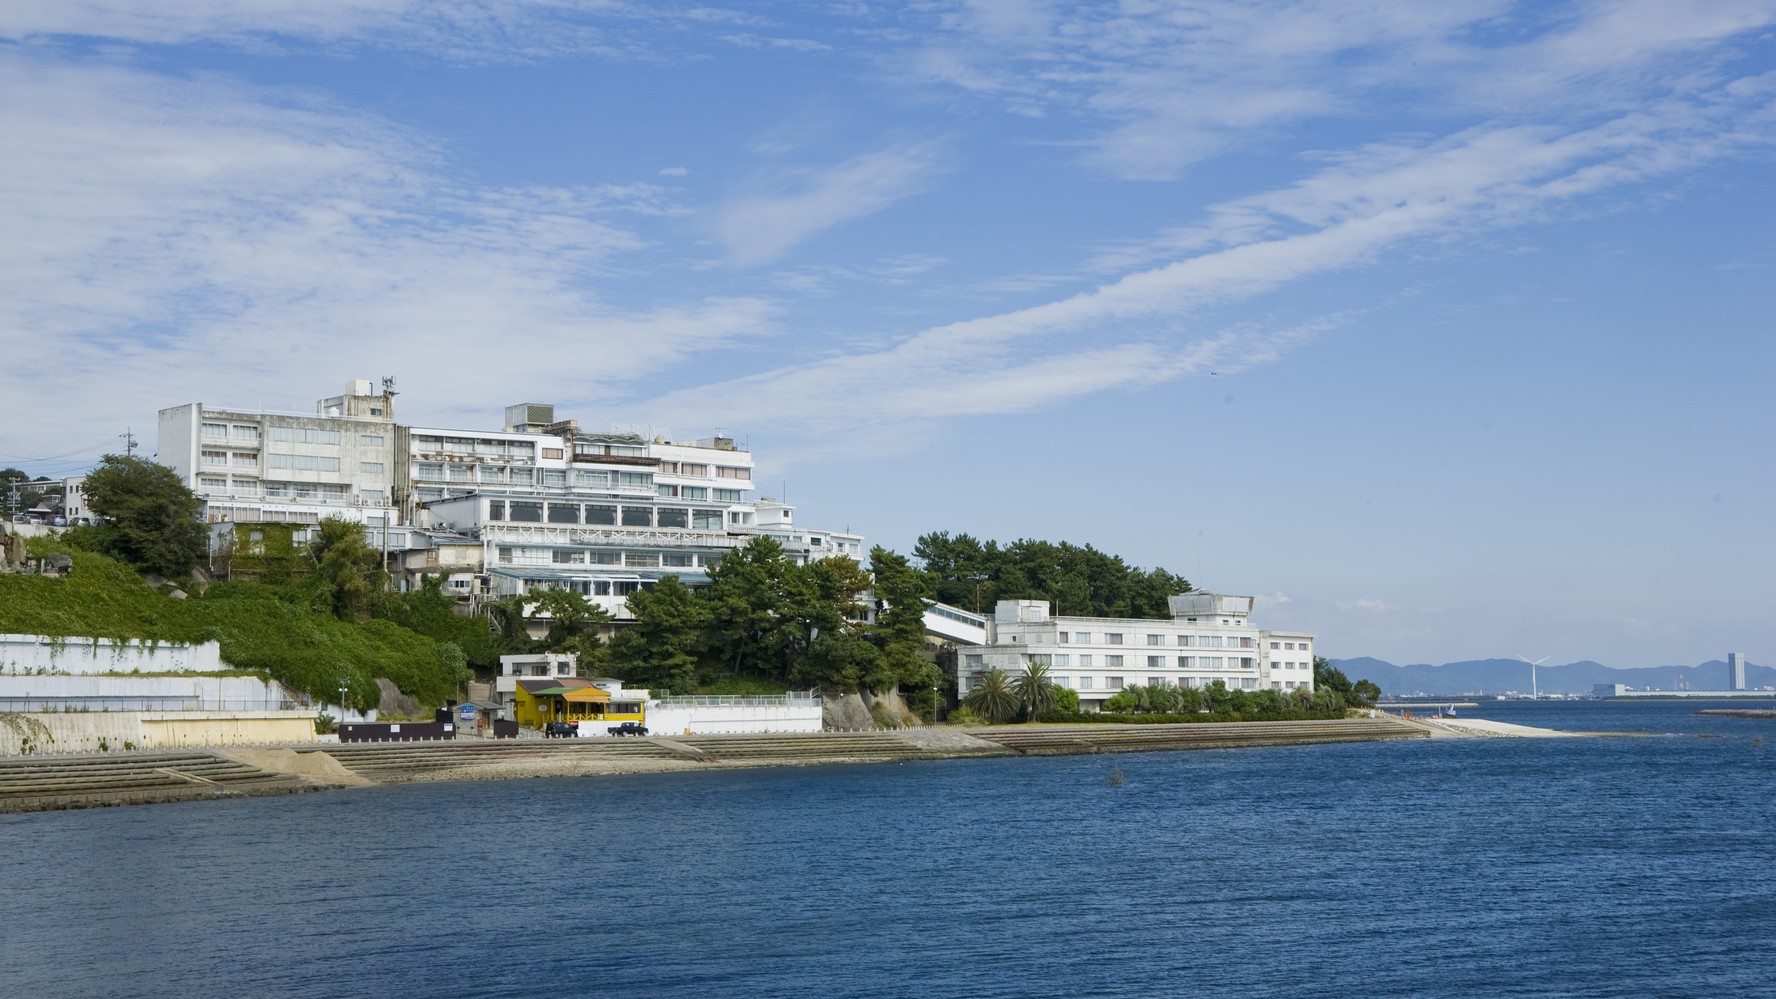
[1329, 657, 1774, 698]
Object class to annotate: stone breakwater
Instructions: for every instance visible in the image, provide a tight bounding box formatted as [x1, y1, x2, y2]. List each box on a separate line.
[0, 717, 1429, 813]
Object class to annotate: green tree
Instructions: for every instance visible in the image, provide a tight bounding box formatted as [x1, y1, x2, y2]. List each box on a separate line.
[1313, 656, 1353, 699]
[1350, 679, 1381, 707]
[869, 545, 943, 710]
[962, 667, 1019, 724]
[611, 575, 709, 693]
[1010, 659, 1060, 720]
[79, 454, 208, 577]
[308, 515, 383, 619]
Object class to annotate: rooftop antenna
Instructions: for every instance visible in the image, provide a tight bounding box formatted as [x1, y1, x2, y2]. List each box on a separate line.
[1516, 655, 1549, 700]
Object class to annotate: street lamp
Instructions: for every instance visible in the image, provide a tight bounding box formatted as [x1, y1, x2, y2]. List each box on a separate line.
[338, 682, 348, 721]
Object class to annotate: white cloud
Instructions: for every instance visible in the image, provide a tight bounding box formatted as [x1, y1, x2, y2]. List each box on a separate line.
[0, 51, 777, 454]
[715, 143, 946, 266]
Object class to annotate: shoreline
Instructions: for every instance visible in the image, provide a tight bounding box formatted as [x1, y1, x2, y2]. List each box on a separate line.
[1, 714, 1584, 814]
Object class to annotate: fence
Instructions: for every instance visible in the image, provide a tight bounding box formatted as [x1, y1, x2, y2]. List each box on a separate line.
[0, 697, 310, 713]
[653, 693, 821, 708]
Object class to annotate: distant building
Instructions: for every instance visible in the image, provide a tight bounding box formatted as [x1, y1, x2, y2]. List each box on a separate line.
[1728, 652, 1746, 691]
[955, 592, 1315, 712]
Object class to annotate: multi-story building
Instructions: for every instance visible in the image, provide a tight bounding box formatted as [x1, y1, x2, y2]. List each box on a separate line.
[158, 378, 400, 528]
[956, 592, 1315, 711]
[160, 383, 864, 615]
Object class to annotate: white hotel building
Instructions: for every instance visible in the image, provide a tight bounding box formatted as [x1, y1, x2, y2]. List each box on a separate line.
[158, 383, 864, 618]
[957, 592, 1316, 712]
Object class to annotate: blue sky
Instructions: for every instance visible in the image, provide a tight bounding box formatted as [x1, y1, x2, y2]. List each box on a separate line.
[1, 1, 1771, 670]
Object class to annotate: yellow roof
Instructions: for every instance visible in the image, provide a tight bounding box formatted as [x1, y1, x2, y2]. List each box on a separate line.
[560, 687, 612, 702]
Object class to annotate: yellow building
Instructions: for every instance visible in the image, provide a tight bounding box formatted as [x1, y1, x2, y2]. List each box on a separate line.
[513, 677, 645, 733]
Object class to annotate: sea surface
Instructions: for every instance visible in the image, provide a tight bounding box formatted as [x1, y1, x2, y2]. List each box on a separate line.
[3, 700, 1773, 998]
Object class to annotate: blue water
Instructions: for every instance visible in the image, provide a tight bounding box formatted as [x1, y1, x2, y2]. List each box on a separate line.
[2, 701, 1772, 998]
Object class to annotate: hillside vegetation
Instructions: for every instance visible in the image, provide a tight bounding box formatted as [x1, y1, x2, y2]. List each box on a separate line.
[0, 546, 463, 709]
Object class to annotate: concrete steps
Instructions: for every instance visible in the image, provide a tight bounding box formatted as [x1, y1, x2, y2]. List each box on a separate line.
[0, 751, 310, 812]
[673, 731, 960, 762]
[296, 738, 684, 782]
[966, 718, 1422, 755]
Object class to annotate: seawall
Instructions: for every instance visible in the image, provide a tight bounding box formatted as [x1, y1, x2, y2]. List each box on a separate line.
[1, 716, 1427, 813]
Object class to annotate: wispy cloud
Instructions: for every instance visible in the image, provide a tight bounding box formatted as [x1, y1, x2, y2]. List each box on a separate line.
[633, 68, 1773, 456]
[0, 51, 776, 449]
[715, 142, 946, 266]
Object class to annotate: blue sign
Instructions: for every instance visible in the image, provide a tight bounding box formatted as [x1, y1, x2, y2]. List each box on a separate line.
[459, 704, 477, 720]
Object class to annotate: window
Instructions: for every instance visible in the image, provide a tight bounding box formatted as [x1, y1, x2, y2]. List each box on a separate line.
[360, 434, 385, 447]
[617, 472, 653, 488]
[199, 476, 225, 490]
[1179, 635, 1195, 647]
[1079, 676, 1093, 689]
[1146, 634, 1165, 646]
[964, 654, 983, 668]
[1106, 655, 1124, 668]
[417, 463, 445, 481]
[547, 503, 579, 524]
[1148, 677, 1165, 687]
[1271, 641, 1280, 650]
[681, 463, 708, 477]
[657, 485, 679, 497]
[716, 465, 751, 480]
[575, 470, 611, 487]
[266, 427, 342, 445]
[1147, 656, 1163, 668]
[232, 452, 258, 467]
[692, 509, 721, 530]
[541, 469, 566, 487]
[232, 426, 259, 442]
[662, 553, 694, 567]
[487, 500, 506, 521]
[713, 488, 743, 503]
[621, 506, 652, 527]
[509, 501, 543, 523]
[584, 504, 617, 525]
[1106, 633, 1123, 645]
[202, 422, 227, 438]
[542, 448, 563, 460]
[1241, 657, 1255, 669]
[1055, 677, 1071, 688]
[625, 552, 660, 568]
[510, 467, 534, 485]
[657, 507, 689, 529]
[588, 550, 621, 565]
[1078, 654, 1093, 667]
[1178, 656, 1193, 668]
[553, 550, 585, 564]
[267, 453, 340, 472]
[1057, 632, 1069, 644]
[201, 450, 227, 466]
[1107, 676, 1124, 690]
[360, 462, 385, 474]
[1075, 632, 1092, 644]
[681, 486, 707, 500]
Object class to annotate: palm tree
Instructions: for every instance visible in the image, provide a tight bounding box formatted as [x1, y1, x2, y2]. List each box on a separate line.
[1011, 659, 1058, 721]
[963, 668, 1019, 724]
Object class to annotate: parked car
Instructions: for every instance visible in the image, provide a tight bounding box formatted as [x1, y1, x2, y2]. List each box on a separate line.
[607, 721, 649, 737]
[544, 721, 578, 738]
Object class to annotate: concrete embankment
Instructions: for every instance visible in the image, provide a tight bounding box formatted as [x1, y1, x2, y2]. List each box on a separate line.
[1, 716, 1428, 813]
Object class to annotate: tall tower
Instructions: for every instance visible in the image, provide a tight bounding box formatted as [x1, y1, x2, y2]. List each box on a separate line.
[1727, 652, 1746, 691]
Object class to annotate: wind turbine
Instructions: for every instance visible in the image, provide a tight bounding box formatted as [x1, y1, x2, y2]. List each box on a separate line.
[1516, 655, 1549, 700]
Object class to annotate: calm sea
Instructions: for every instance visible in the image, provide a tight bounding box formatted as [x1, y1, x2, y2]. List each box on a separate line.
[3, 700, 1772, 998]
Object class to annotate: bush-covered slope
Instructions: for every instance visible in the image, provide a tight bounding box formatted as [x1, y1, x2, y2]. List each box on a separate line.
[0, 548, 462, 708]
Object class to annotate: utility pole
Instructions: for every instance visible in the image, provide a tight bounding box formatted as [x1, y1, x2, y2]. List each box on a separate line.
[120, 428, 137, 457]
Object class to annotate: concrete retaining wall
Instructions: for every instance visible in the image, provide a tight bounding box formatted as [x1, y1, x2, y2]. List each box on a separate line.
[0, 634, 225, 675]
[640, 703, 823, 736]
[0, 675, 296, 712]
[0, 711, 317, 755]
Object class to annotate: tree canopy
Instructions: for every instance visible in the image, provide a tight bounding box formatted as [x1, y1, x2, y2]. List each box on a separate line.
[77, 454, 208, 577]
[913, 532, 1190, 619]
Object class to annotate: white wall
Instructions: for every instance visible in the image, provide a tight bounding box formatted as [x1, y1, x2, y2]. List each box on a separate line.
[0, 634, 224, 675]
[635, 702, 823, 736]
